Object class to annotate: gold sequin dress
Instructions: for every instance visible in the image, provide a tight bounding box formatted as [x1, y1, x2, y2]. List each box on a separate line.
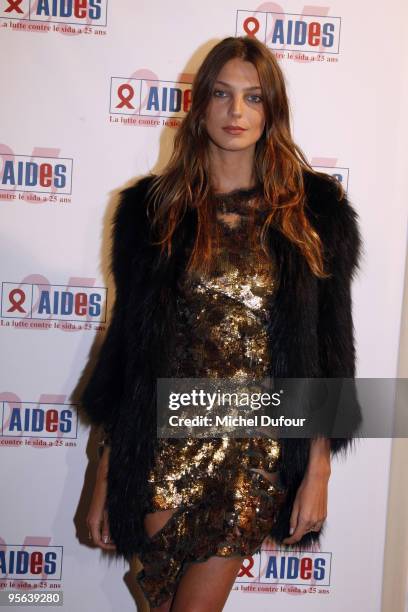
[136, 185, 288, 607]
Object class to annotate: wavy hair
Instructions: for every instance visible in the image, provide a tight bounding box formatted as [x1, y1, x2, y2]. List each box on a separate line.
[145, 35, 344, 278]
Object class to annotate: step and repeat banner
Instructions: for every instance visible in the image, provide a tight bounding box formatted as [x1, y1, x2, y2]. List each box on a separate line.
[1, 1, 407, 610]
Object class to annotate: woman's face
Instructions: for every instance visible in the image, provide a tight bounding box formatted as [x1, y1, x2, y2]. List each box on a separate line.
[204, 57, 266, 153]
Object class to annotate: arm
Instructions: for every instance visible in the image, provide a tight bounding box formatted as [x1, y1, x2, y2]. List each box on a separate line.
[86, 439, 117, 550]
[282, 179, 363, 545]
[283, 435, 331, 544]
[308, 437, 331, 474]
[84, 177, 156, 550]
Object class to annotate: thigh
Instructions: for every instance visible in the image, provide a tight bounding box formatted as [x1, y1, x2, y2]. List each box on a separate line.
[171, 554, 245, 612]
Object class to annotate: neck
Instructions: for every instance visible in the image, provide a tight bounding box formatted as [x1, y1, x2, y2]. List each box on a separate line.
[208, 142, 257, 193]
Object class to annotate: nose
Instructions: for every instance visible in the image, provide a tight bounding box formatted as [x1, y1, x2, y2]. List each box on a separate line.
[230, 94, 243, 117]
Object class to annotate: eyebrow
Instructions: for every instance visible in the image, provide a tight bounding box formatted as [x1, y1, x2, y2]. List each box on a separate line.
[214, 80, 262, 91]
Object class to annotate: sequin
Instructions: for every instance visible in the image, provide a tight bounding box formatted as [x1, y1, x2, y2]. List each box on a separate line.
[136, 186, 288, 608]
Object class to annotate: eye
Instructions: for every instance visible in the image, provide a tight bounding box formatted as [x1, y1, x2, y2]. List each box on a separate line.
[213, 89, 227, 98]
[248, 95, 263, 103]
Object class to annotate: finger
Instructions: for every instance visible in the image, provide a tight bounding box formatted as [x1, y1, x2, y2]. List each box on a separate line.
[100, 540, 117, 550]
[288, 503, 300, 536]
[101, 509, 116, 549]
[88, 519, 116, 551]
[282, 529, 306, 545]
[283, 519, 324, 544]
[282, 517, 310, 545]
[88, 520, 102, 546]
[282, 504, 300, 545]
[101, 508, 110, 541]
[282, 524, 306, 545]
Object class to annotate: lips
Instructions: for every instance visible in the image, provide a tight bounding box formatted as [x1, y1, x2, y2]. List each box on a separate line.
[223, 126, 246, 134]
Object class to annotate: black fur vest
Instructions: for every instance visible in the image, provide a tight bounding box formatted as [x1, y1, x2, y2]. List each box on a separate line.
[78, 169, 363, 561]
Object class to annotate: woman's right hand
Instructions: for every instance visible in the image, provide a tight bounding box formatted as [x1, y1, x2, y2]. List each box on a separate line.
[86, 446, 117, 551]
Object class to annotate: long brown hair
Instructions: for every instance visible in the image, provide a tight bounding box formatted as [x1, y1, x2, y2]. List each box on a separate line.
[145, 35, 344, 279]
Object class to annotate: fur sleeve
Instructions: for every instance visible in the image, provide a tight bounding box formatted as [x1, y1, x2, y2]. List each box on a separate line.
[77, 175, 155, 435]
[314, 176, 364, 456]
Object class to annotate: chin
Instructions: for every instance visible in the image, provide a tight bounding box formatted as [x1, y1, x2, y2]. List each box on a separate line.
[211, 133, 256, 151]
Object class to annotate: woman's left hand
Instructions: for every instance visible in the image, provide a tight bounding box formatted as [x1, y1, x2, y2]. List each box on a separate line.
[282, 458, 331, 546]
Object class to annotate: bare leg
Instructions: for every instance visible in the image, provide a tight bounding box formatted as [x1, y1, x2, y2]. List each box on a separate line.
[170, 554, 245, 612]
[168, 468, 278, 610]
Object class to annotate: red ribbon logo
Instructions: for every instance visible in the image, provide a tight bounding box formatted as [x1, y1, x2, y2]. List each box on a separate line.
[238, 556, 255, 577]
[243, 17, 260, 37]
[116, 84, 135, 109]
[7, 288, 27, 313]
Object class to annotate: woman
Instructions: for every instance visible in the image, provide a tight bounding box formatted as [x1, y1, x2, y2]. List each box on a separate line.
[81, 36, 362, 611]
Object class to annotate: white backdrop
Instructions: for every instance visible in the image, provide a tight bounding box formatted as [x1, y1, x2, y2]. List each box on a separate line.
[1, 1, 407, 610]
